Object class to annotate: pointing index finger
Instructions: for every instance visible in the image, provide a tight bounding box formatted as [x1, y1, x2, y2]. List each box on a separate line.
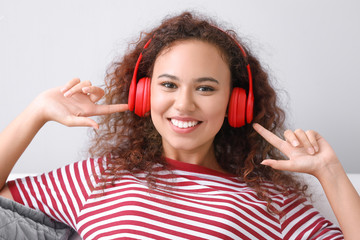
[253, 123, 286, 152]
[93, 104, 129, 116]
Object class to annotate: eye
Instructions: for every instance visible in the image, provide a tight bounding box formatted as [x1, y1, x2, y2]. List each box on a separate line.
[197, 86, 215, 92]
[160, 81, 177, 89]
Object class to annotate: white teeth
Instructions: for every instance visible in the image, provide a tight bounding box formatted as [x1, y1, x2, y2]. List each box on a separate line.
[171, 119, 199, 128]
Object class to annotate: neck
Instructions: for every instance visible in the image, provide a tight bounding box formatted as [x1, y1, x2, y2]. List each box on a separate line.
[162, 142, 226, 173]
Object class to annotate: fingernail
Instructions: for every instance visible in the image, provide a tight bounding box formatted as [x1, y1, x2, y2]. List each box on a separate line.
[64, 91, 71, 97]
[314, 146, 319, 152]
[292, 140, 299, 147]
[308, 147, 315, 155]
[82, 87, 90, 93]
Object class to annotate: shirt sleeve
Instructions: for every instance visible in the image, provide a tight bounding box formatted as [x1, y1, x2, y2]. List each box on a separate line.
[279, 193, 343, 239]
[7, 157, 105, 229]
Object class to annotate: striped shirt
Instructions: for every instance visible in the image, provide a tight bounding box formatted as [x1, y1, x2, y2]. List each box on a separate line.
[8, 157, 343, 239]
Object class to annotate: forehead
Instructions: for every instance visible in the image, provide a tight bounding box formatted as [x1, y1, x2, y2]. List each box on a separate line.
[157, 39, 229, 62]
[153, 40, 230, 80]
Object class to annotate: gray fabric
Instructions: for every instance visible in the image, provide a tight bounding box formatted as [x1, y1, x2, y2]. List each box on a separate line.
[0, 196, 81, 240]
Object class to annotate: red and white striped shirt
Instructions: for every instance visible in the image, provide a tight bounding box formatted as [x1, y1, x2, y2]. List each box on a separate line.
[8, 157, 343, 239]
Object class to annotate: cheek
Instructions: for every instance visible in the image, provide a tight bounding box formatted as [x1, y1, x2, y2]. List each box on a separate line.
[150, 86, 171, 129]
[205, 95, 229, 125]
[150, 86, 165, 114]
[150, 99, 164, 135]
[212, 90, 230, 115]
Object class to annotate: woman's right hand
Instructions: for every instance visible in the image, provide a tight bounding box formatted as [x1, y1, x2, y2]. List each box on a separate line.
[35, 78, 128, 129]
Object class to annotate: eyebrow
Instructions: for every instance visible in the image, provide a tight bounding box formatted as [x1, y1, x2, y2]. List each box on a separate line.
[158, 74, 219, 84]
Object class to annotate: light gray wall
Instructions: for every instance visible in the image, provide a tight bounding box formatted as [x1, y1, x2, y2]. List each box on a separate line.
[1, 0, 359, 173]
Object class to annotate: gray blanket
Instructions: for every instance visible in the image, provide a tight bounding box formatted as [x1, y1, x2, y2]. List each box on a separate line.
[0, 196, 81, 240]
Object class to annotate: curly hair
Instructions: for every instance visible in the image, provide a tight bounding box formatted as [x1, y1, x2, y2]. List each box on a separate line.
[89, 11, 306, 213]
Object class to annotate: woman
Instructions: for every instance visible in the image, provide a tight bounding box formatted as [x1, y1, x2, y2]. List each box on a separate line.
[0, 12, 358, 239]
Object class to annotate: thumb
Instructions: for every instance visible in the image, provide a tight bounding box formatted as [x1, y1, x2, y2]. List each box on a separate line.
[261, 159, 295, 172]
[63, 116, 99, 129]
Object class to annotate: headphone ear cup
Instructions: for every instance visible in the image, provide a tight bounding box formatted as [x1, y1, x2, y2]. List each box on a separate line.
[246, 93, 254, 124]
[134, 77, 151, 117]
[128, 80, 136, 112]
[228, 87, 247, 128]
[142, 77, 151, 115]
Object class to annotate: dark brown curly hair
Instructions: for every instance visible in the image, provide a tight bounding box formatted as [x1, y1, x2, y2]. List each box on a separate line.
[89, 11, 306, 213]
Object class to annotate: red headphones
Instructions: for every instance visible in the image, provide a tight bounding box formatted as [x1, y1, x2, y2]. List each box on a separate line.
[128, 32, 254, 128]
[226, 39, 254, 128]
[128, 38, 152, 117]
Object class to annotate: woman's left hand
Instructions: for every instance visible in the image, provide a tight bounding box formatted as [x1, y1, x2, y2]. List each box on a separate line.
[253, 123, 342, 179]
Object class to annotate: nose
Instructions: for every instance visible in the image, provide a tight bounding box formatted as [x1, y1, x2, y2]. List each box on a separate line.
[174, 87, 196, 113]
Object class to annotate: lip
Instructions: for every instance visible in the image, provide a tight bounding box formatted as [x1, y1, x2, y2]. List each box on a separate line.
[167, 117, 202, 134]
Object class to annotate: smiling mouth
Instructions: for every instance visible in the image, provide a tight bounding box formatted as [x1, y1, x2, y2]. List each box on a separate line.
[170, 119, 201, 129]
